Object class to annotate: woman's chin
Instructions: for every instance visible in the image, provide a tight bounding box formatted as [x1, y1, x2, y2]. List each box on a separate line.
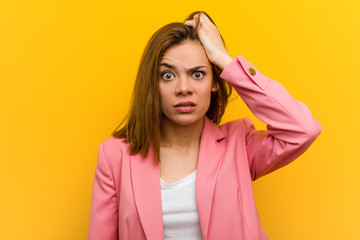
[164, 115, 204, 127]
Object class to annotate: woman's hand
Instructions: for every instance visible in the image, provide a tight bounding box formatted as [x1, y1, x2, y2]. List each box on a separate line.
[184, 13, 234, 70]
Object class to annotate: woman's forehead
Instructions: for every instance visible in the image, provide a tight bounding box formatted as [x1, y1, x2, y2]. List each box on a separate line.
[160, 41, 210, 67]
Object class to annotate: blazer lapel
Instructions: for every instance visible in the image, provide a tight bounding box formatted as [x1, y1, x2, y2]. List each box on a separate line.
[131, 148, 164, 240]
[196, 117, 226, 240]
[130, 117, 226, 240]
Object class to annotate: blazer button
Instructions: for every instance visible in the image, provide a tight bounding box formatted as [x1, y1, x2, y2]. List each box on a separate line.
[249, 68, 256, 76]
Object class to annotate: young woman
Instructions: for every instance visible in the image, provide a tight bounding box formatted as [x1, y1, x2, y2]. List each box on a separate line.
[89, 11, 322, 240]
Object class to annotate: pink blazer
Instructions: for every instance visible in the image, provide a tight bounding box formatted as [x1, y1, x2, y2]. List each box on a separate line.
[89, 55, 322, 240]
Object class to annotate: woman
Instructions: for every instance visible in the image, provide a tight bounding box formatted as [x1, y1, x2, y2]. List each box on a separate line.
[89, 11, 322, 240]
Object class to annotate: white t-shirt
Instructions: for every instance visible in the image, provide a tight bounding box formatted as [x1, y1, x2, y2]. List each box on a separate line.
[160, 170, 203, 240]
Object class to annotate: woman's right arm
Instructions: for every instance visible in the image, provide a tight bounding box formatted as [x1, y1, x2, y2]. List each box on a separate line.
[89, 141, 119, 240]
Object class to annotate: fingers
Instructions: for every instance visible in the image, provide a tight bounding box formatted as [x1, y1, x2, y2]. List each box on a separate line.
[184, 13, 215, 30]
[184, 19, 195, 27]
[184, 15, 198, 28]
[196, 13, 206, 27]
[199, 13, 216, 29]
[183, 12, 229, 68]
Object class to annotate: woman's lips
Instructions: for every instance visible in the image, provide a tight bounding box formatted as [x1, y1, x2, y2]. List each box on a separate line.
[174, 101, 196, 113]
[175, 106, 196, 113]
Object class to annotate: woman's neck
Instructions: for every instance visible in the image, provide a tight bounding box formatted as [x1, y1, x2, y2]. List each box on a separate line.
[160, 117, 204, 150]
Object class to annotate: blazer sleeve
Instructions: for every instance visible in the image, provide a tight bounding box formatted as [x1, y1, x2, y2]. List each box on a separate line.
[89, 141, 119, 240]
[220, 55, 322, 180]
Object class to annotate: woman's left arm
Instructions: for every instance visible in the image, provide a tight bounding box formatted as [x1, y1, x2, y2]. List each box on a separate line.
[185, 13, 322, 180]
[220, 55, 322, 180]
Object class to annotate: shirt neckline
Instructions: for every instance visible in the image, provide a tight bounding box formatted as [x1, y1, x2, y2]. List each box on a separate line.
[160, 170, 197, 186]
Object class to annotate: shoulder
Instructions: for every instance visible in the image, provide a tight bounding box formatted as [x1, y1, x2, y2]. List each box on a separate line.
[218, 117, 255, 136]
[98, 136, 130, 170]
[101, 136, 129, 154]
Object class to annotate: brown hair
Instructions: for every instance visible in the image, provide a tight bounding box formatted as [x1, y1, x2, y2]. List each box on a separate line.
[112, 11, 232, 164]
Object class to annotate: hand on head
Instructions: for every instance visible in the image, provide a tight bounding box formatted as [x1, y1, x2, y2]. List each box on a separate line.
[184, 13, 233, 70]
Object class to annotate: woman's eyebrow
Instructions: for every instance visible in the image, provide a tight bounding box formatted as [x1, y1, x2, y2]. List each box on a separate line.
[159, 63, 208, 71]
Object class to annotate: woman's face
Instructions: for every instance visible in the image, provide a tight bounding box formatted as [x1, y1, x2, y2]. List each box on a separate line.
[159, 40, 214, 128]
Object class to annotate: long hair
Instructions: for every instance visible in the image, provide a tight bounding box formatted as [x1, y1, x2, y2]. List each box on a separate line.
[112, 11, 232, 164]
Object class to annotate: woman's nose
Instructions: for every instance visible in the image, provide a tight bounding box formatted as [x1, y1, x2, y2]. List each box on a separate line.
[176, 76, 193, 96]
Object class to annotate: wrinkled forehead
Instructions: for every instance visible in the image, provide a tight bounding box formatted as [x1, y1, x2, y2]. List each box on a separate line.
[160, 41, 211, 68]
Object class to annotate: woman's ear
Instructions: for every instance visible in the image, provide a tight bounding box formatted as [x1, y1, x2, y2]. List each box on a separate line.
[211, 83, 219, 92]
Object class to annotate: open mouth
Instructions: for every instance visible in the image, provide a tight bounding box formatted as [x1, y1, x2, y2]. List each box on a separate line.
[174, 101, 196, 107]
[174, 101, 197, 113]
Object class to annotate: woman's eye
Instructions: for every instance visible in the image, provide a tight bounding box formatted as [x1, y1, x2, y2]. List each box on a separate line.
[161, 72, 174, 80]
[193, 71, 204, 79]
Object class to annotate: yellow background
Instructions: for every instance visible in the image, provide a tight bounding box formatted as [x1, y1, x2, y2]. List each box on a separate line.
[1, 0, 359, 239]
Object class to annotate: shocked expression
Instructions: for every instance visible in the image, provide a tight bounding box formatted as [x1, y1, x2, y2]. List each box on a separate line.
[159, 40, 215, 127]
